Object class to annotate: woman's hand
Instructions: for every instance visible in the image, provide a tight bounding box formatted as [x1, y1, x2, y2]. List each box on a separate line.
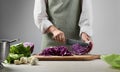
[81, 32, 93, 49]
[52, 29, 65, 43]
[46, 25, 65, 43]
[81, 32, 92, 43]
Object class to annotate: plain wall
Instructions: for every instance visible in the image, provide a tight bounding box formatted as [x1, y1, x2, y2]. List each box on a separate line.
[0, 0, 41, 54]
[0, 0, 120, 54]
[92, 0, 120, 54]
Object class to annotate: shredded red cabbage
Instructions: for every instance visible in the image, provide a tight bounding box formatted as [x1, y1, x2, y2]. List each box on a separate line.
[39, 42, 92, 56]
[39, 46, 73, 56]
[71, 42, 92, 55]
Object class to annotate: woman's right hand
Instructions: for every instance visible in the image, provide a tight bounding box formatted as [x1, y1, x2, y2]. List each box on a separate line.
[52, 29, 65, 43]
[46, 25, 65, 43]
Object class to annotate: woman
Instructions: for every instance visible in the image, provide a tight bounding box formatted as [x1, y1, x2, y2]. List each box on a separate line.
[34, 0, 93, 51]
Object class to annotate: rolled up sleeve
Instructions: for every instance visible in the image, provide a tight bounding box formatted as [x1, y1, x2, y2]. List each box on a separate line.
[79, 0, 93, 37]
[34, 0, 53, 33]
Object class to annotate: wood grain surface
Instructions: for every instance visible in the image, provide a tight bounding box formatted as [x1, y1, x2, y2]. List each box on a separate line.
[34, 55, 100, 61]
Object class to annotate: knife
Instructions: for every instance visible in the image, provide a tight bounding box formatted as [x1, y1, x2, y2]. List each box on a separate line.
[66, 39, 89, 47]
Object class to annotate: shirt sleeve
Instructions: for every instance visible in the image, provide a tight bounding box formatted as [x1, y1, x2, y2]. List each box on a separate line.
[79, 0, 93, 37]
[34, 0, 53, 33]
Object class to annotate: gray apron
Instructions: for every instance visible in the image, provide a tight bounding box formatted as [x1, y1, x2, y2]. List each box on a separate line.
[41, 0, 82, 51]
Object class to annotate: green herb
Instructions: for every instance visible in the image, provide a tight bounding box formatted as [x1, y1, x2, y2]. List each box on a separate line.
[6, 53, 24, 64]
[101, 54, 120, 68]
[5, 43, 31, 64]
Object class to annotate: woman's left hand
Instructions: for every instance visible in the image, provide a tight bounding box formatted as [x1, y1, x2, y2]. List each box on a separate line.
[81, 32, 92, 43]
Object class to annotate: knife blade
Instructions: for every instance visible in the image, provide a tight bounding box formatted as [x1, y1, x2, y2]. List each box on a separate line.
[66, 39, 89, 47]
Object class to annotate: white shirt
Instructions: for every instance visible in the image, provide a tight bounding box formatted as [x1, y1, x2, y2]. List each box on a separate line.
[34, 0, 93, 37]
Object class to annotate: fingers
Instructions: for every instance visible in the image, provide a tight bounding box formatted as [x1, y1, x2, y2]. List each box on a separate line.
[82, 36, 93, 47]
[62, 34, 65, 43]
[81, 32, 92, 43]
[54, 33, 65, 43]
[52, 30, 65, 43]
[82, 35, 89, 42]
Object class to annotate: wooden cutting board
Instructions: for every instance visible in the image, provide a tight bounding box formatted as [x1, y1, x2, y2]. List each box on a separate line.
[34, 55, 100, 61]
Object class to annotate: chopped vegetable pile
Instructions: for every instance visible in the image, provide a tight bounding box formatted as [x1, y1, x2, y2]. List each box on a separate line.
[5, 42, 34, 64]
[71, 42, 92, 55]
[39, 46, 72, 56]
[39, 42, 93, 56]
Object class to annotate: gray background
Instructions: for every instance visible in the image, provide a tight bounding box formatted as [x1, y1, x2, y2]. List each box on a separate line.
[0, 0, 120, 54]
